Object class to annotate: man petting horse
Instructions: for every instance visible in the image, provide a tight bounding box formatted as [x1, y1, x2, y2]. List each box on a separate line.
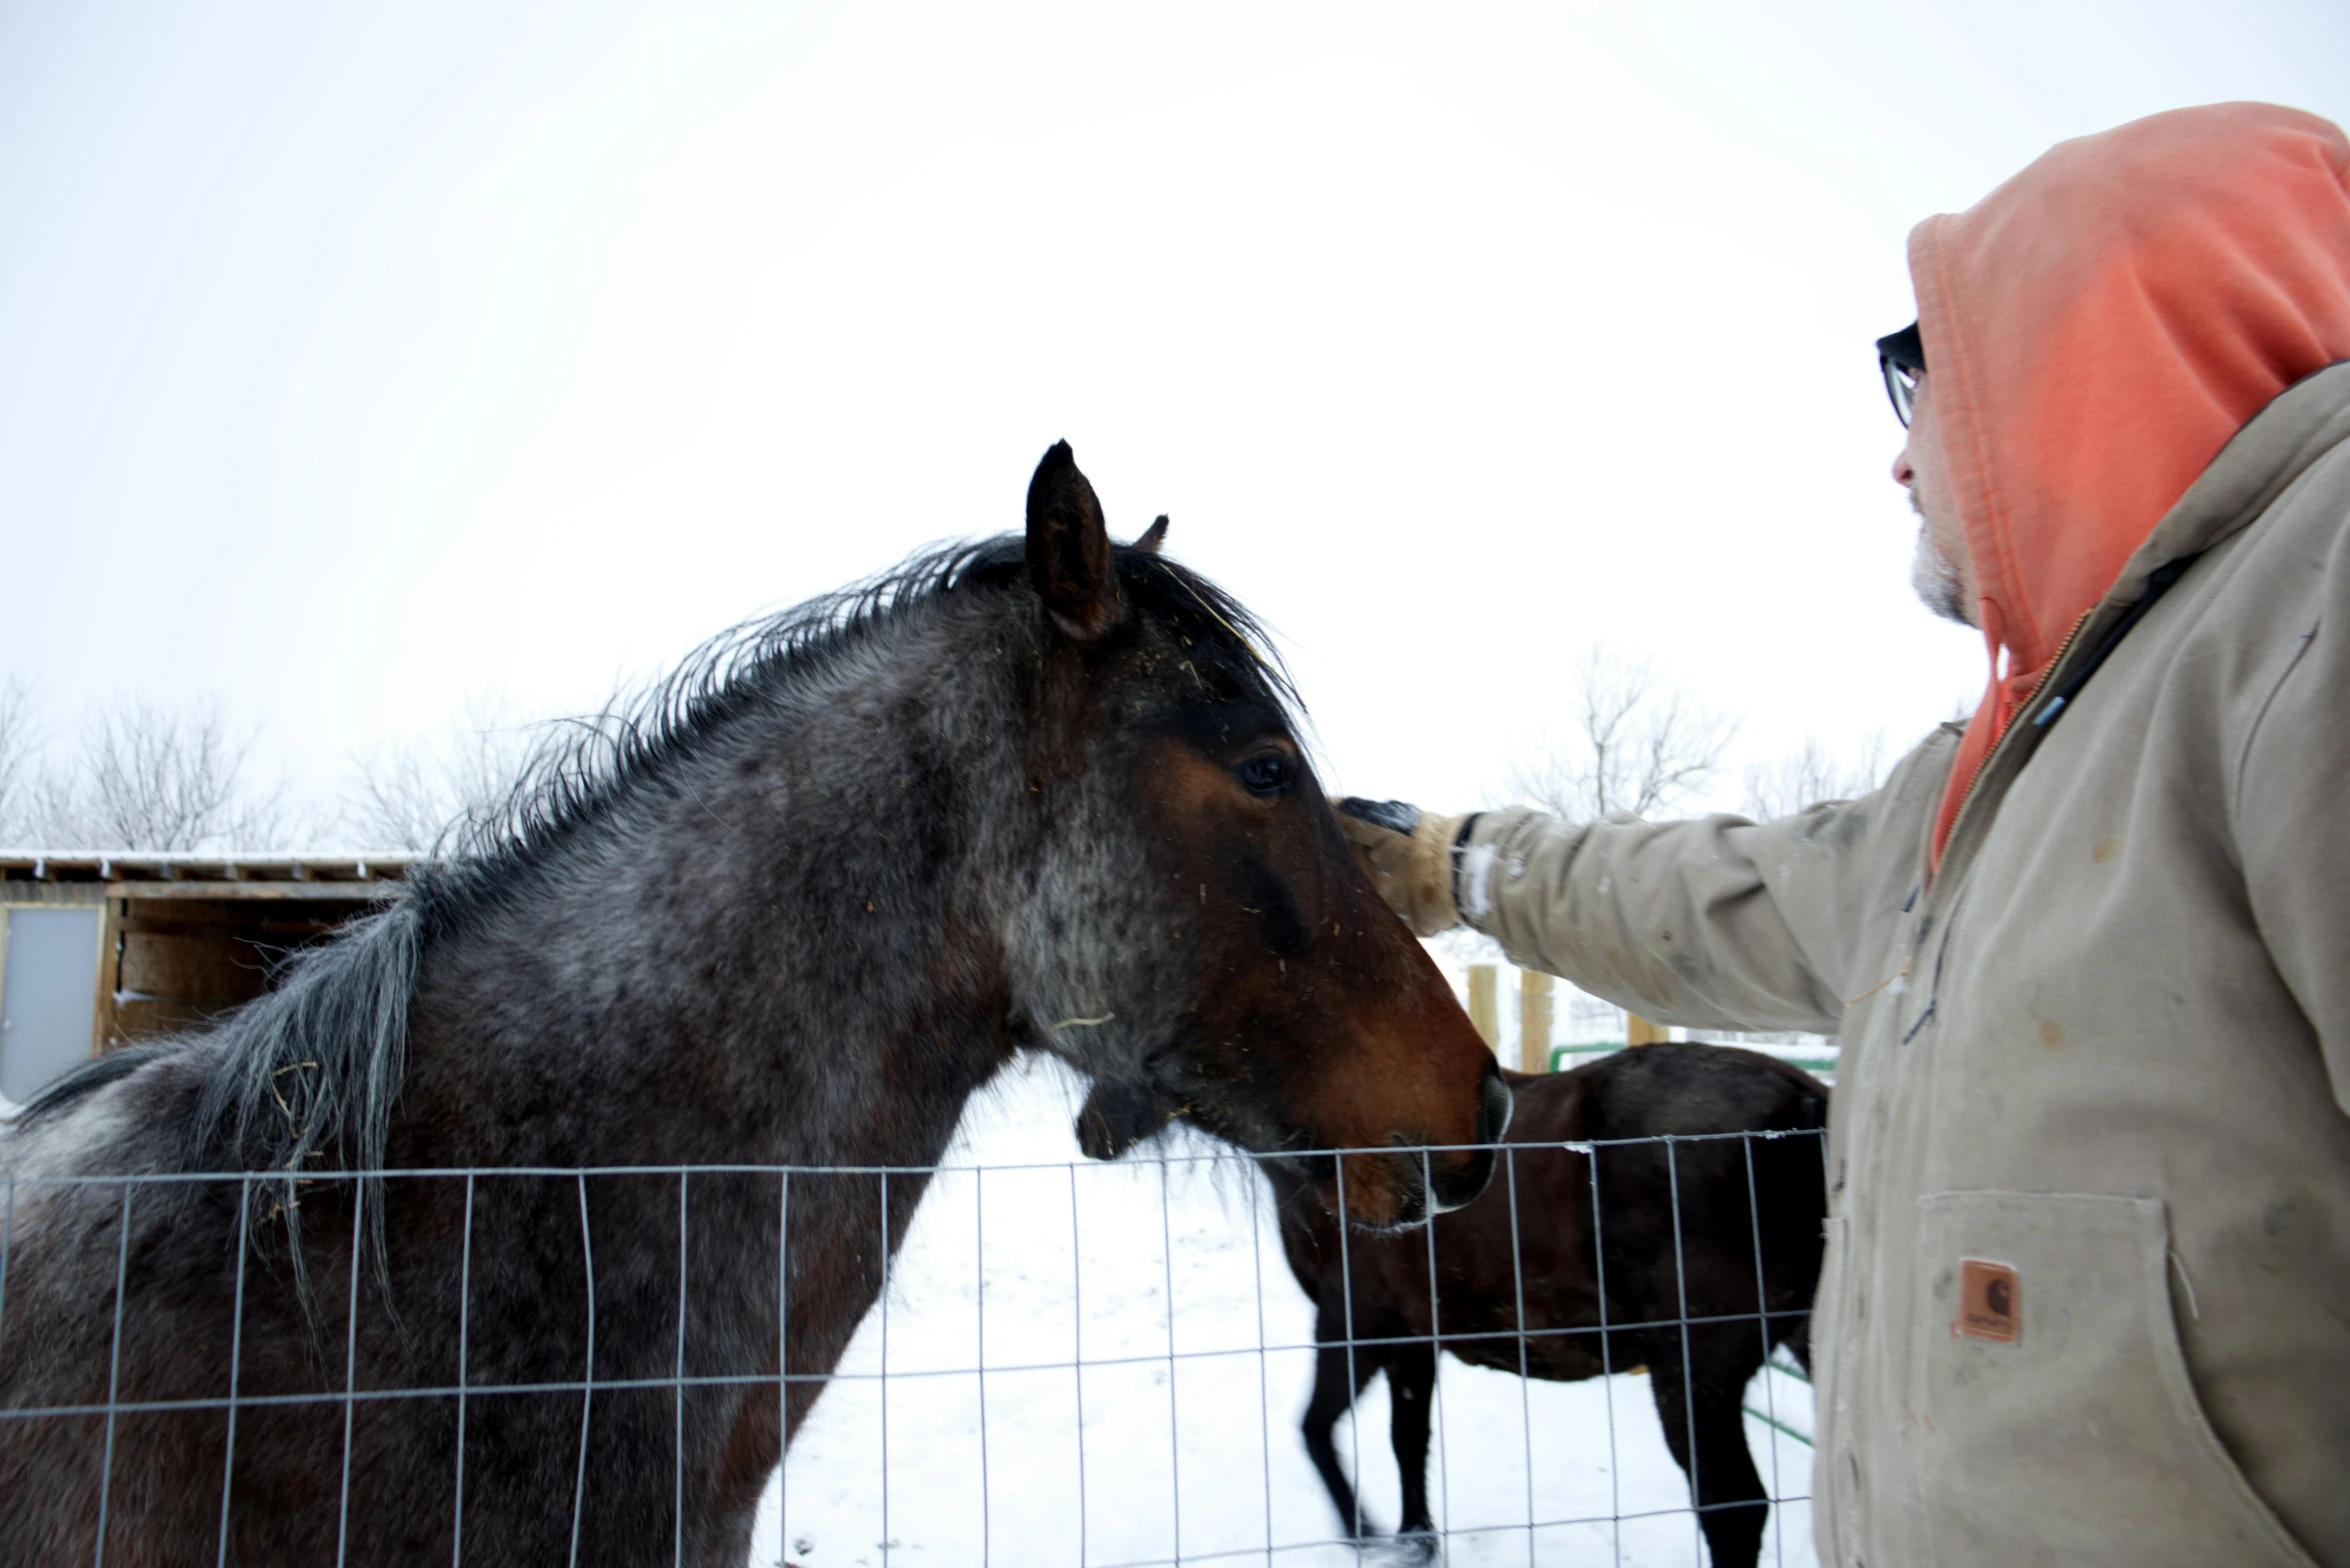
[1339, 103, 2350, 1566]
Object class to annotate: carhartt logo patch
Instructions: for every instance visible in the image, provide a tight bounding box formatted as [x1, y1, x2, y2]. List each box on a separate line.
[1955, 1259, 2020, 1343]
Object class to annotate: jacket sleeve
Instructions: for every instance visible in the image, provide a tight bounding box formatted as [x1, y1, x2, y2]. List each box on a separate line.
[2237, 539, 2350, 1117]
[1459, 729, 1957, 1035]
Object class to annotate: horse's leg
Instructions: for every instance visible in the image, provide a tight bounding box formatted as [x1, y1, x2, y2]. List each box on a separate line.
[1300, 1303, 1382, 1542]
[1385, 1336, 1439, 1561]
[1643, 1327, 1769, 1568]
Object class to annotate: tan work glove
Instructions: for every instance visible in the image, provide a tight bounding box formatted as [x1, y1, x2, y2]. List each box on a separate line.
[1335, 797, 1477, 937]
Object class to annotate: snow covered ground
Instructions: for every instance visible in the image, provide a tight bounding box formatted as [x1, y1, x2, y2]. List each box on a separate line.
[756, 1056, 1816, 1568]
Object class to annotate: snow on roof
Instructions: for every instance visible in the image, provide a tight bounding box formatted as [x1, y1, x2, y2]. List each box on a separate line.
[0, 851, 417, 890]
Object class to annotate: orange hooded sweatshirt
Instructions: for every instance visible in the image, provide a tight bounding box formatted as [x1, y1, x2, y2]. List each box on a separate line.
[1917, 103, 2350, 864]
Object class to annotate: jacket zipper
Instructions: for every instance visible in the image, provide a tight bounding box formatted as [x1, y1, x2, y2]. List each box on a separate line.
[1900, 607, 2103, 1054]
[1907, 556, 2203, 1063]
[1936, 609, 2095, 865]
[1937, 555, 2201, 891]
[1839, 601, 2109, 1546]
[2028, 557, 2196, 733]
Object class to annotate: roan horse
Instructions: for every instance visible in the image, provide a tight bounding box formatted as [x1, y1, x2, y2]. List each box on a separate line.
[1082, 1041, 1826, 1568]
[0, 444, 1510, 1567]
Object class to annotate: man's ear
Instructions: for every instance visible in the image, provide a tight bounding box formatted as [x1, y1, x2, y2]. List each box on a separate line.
[1026, 441, 1123, 640]
[1133, 515, 1169, 555]
[1074, 1079, 1177, 1161]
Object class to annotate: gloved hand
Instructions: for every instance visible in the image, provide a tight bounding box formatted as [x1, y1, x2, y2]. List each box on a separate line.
[1335, 797, 1477, 937]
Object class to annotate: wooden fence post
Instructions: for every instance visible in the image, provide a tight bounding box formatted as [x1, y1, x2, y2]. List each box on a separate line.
[1626, 1012, 1669, 1046]
[1519, 970, 1553, 1074]
[1467, 963, 1500, 1053]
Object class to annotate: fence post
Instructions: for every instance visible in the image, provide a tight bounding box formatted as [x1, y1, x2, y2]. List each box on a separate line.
[1518, 971, 1552, 1074]
[1466, 964, 1500, 1054]
[1626, 1012, 1669, 1046]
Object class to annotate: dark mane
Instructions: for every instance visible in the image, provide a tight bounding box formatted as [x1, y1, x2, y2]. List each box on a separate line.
[423, 533, 1298, 927]
[23, 530, 1297, 1306]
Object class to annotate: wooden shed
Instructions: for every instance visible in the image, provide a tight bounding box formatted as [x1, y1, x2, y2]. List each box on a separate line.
[0, 854, 412, 1107]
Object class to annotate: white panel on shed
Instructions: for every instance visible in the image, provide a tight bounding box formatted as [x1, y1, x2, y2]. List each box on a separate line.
[1, 906, 101, 1103]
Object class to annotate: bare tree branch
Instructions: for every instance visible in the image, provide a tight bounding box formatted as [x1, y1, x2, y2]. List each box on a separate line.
[1508, 648, 1736, 822]
[338, 695, 541, 852]
[340, 749, 450, 853]
[0, 677, 36, 842]
[1741, 732, 1888, 822]
[28, 696, 284, 851]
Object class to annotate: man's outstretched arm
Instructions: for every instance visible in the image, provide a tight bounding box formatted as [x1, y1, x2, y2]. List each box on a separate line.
[1339, 728, 1957, 1036]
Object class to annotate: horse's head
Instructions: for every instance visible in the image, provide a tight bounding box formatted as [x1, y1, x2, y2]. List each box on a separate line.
[1011, 442, 1507, 1229]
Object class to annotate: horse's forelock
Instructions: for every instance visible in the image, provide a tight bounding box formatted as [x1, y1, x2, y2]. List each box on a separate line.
[1115, 549, 1305, 729]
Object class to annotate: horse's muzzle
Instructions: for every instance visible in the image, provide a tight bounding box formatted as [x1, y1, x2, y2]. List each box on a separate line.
[1427, 1062, 1512, 1214]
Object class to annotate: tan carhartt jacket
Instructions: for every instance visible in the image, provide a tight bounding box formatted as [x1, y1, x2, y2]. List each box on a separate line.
[1459, 122, 2350, 1565]
[1466, 358, 2350, 1566]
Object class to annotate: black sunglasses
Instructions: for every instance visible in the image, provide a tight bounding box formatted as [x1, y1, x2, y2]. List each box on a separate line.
[1877, 322, 1926, 426]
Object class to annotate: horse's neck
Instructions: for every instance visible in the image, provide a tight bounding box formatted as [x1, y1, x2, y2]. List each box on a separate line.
[412, 651, 1029, 1173]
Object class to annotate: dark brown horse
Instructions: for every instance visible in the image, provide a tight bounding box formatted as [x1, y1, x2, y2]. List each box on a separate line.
[0, 444, 1508, 1566]
[1278, 1044, 1826, 1567]
[1080, 1040, 1823, 1567]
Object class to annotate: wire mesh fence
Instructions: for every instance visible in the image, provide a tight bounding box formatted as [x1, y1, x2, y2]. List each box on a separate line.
[0, 1070, 1824, 1568]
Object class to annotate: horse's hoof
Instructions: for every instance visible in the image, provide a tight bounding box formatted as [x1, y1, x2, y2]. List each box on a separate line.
[1382, 1530, 1439, 1565]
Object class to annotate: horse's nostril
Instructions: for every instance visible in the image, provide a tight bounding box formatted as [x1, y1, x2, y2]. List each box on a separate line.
[1426, 1143, 1495, 1214]
[1424, 1064, 1511, 1215]
[1478, 1064, 1514, 1147]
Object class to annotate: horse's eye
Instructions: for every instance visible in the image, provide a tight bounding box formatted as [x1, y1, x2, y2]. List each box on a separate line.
[1236, 753, 1293, 797]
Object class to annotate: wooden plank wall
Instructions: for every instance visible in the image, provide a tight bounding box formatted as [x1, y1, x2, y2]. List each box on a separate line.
[101, 895, 380, 1049]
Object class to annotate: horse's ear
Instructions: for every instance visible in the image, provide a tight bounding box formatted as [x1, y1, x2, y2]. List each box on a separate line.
[1133, 515, 1169, 555]
[1026, 441, 1123, 640]
[1075, 1079, 1174, 1161]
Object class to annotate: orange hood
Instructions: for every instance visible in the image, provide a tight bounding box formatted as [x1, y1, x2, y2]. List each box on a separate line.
[1918, 103, 2350, 865]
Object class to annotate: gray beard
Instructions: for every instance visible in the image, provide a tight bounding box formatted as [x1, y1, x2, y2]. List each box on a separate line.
[1910, 508, 1973, 627]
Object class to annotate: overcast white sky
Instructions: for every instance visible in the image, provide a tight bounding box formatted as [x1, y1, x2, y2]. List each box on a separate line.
[5, 0, 2348, 839]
